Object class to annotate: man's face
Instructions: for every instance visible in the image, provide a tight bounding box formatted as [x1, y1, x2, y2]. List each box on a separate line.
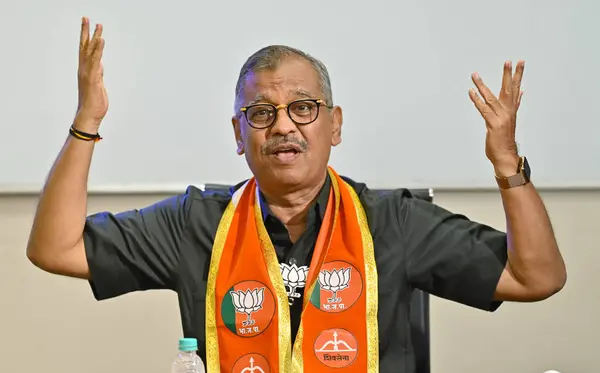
[232, 58, 343, 189]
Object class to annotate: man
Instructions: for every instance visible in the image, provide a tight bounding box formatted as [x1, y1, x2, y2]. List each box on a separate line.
[27, 17, 566, 373]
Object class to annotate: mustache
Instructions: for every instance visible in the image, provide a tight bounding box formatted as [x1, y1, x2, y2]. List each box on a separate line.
[261, 136, 308, 155]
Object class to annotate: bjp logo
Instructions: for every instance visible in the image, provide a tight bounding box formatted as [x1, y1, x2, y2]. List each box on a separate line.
[280, 262, 309, 304]
[231, 288, 265, 327]
[310, 261, 363, 313]
[221, 280, 276, 337]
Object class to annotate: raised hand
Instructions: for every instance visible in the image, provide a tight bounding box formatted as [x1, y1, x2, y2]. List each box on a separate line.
[75, 17, 108, 133]
[469, 61, 525, 176]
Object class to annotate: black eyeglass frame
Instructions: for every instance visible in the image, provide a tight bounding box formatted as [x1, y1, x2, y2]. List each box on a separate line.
[239, 98, 332, 129]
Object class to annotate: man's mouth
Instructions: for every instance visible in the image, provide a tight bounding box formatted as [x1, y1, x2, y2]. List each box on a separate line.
[269, 144, 302, 162]
[274, 149, 299, 155]
[273, 151, 299, 162]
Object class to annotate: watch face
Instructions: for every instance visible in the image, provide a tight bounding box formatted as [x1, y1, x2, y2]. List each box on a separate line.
[522, 157, 531, 179]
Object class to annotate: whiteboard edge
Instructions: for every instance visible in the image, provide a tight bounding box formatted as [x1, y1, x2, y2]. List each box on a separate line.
[0, 183, 599, 196]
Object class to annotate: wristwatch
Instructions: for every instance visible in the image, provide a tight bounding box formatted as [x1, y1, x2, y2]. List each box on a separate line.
[495, 156, 531, 189]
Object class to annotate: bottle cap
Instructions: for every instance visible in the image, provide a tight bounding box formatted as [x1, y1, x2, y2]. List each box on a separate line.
[178, 338, 198, 352]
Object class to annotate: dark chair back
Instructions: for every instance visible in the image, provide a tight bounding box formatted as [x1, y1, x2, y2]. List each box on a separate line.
[202, 184, 432, 373]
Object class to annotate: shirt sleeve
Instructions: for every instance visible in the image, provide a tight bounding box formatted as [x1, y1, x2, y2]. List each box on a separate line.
[396, 190, 508, 311]
[83, 191, 190, 300]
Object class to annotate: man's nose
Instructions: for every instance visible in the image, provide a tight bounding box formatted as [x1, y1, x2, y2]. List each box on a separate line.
[270, 106, 297, 136]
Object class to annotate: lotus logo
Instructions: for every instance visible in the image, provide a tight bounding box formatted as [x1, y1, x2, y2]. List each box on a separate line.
[280, 263, 309, 304]
[318, 267, 351, 303]
[230, 288, 265, 326]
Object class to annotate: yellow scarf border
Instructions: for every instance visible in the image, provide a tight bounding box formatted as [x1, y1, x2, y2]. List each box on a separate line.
[205, 180, 249, 372]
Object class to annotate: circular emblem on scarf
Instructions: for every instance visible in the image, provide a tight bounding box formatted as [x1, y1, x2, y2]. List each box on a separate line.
[221, 280, 276, 338]
[231, 353, 271, 373]
[313, 328, 358, 368]
[309, 260, 363, 313]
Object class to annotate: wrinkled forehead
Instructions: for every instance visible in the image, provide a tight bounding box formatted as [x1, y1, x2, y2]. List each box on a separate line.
[242, 59, 322, 105]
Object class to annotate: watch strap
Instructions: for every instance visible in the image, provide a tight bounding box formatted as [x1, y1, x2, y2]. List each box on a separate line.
[495, 156, 530, 189]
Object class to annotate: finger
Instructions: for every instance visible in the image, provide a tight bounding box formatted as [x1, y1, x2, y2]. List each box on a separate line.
[469, 88, 495, 125]
[516, 90, 524, 111]
[511, 60, 525, 106]
[79, 17, 90, 63]
[499, 61, 513, 103]
[90, 38, 105, 75]
[471, 72, 503, 114]
[87, 23, 103, 57]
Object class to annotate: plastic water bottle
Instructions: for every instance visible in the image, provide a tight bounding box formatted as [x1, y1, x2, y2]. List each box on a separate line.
[171, 338, 205, 373]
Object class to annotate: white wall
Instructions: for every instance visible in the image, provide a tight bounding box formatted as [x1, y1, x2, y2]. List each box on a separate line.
[0, 190, 597, 373]
[1, 0, 599, 190]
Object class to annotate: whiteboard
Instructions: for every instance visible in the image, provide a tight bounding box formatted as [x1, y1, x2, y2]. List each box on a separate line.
[1, 0, 598, 193]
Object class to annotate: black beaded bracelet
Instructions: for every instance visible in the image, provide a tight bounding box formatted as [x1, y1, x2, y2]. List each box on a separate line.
[69, 126, 102, 142]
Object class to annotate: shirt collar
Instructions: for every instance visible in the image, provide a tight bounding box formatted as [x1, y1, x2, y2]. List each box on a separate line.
[259, 174, 331, 223]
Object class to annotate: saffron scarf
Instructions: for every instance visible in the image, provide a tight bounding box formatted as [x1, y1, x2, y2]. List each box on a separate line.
[205, 167, 378, 372]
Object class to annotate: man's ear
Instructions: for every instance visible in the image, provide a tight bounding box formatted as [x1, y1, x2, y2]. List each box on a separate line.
[331, 106, 343, 147]
[232, 116, 244, 155]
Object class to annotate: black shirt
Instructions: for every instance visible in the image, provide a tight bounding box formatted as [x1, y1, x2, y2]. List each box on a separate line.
[83, 175, 508, 373]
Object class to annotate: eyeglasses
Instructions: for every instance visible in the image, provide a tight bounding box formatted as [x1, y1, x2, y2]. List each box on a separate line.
[240, 98, 331, 129]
